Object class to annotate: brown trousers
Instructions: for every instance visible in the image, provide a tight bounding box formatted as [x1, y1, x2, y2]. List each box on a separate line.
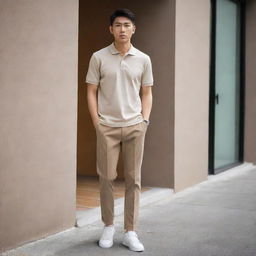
[95, 121, 148, 231]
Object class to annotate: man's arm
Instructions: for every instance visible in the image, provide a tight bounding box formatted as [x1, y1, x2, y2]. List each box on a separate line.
[87, 83, 99, 129]
[140, 85, 153, 121]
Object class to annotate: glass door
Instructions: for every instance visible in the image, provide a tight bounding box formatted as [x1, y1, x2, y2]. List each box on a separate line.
[209, 0, 245, 174]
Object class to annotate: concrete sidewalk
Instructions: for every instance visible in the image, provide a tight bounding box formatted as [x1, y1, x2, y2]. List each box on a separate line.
[2, 163, 256, 256]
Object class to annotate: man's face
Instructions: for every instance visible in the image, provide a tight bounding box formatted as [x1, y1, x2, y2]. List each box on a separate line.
[109, 16, 136, 44]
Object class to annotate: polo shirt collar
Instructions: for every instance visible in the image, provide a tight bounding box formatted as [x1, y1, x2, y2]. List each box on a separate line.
[109, 42, 136, 56]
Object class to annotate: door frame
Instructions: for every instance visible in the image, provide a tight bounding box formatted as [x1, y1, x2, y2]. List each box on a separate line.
[208, 0, 246, 174]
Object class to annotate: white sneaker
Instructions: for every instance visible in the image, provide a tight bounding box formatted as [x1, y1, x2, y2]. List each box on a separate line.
[98, 225, 115, 248]
[122, 231, 145, 252]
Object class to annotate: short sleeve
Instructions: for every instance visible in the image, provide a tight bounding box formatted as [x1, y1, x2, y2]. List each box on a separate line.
[141, 56, 154, 86]
[85, 53, 100, 85]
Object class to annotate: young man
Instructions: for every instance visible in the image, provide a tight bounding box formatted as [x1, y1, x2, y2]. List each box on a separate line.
[86, 8, 153, 252]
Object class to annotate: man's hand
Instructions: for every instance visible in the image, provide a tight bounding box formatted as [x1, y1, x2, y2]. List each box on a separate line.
[93, 118, 100, 130]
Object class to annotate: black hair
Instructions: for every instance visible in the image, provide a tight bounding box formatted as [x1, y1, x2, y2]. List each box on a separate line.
[110, 8, 135, 26]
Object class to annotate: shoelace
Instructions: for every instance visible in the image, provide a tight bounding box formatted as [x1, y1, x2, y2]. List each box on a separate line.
[101, 227, 114, 240]
[127, 232, 140, 243]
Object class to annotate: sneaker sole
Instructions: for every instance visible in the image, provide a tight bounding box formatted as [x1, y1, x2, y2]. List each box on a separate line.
[122, 241, 144, 252]
[98, 241, 113, 248]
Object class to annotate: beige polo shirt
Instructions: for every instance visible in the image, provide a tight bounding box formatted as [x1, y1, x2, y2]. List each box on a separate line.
[86, 42, 154, 127]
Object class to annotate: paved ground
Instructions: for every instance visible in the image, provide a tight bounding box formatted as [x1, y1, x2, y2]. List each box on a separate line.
[2, 164, 256, 256]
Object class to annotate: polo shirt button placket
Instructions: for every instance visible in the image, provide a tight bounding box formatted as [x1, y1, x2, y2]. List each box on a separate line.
[120, 60, 124, 70]
[120, 54, 127, 70]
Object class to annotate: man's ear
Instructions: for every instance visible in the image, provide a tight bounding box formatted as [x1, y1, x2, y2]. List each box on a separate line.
[133, 25, 136, 34]
[109, 25, 113, 34]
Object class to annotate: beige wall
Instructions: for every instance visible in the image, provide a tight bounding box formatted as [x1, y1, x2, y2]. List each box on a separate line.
[0, 0, 78, 252]
[174, 0, 210, 192]
[78, 0, 175, 188]
[244, 0, 256, 164]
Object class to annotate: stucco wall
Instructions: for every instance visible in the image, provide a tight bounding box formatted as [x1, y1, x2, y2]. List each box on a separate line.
[0, 0, 78, 252]
[244, 0, 256, 164]
[78, 0, 175, 188]
[174, 0, 210, 192]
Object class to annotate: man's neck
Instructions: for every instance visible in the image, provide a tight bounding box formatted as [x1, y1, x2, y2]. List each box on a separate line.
[114, 41, 131, 56]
